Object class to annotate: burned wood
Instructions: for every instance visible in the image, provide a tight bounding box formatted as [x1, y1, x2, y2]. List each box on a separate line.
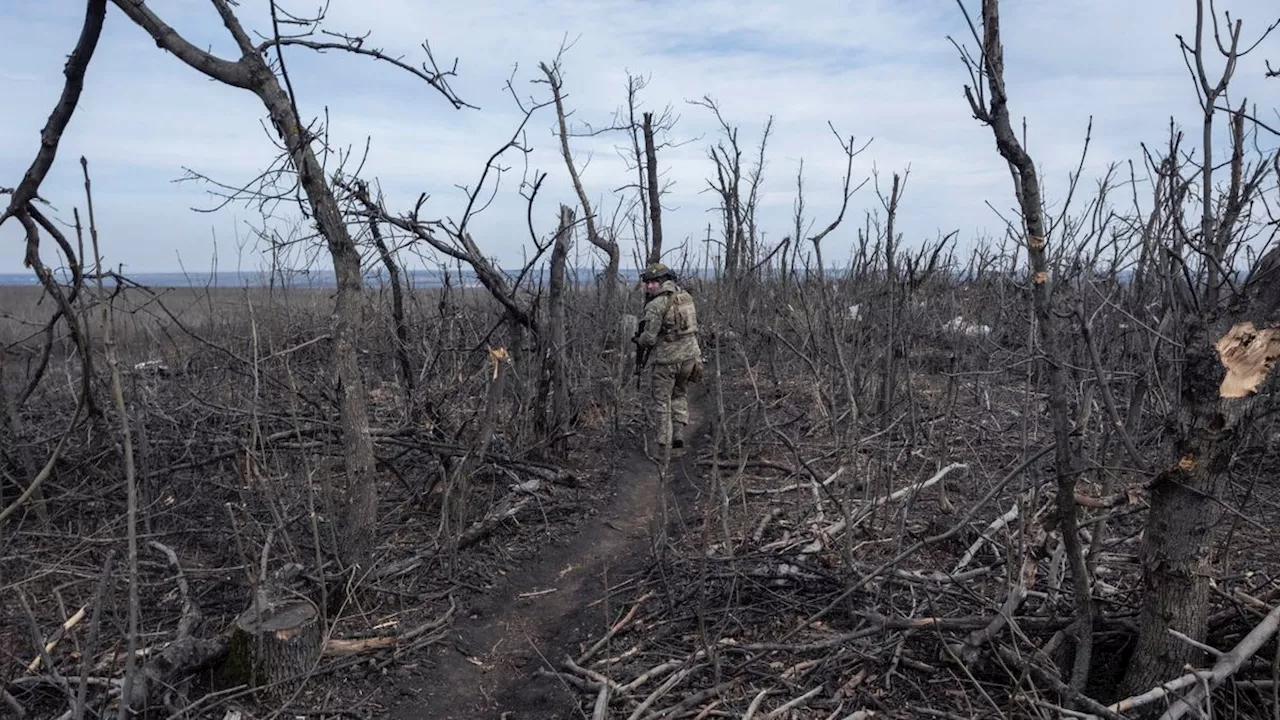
[1111, 601, 1280, 719]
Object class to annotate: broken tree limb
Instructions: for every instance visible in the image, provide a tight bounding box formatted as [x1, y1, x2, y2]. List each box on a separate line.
[1, 688, 25, 719]
[800, 462, 968, 553]
[577, 591, 653, 665]
[624, 662, 702, 720]
[951, 555, 1036, 665]
[1105, 601, 1280, 719]
[563, 656, 627, 697]
[592, 685, 610, 720]
[322, 596, 456, 656]
[953, 502, 1019, 574]
[73, 549, 115, 720]
[742, 689, 771, 720]
[16, 589, 73, 706]
[26, 605, 87, 673]
[994, 645, 1123, 720]
[457, 493, 533, 549]
[1216, 322, 1280, 398]
[0, 391, 86, 525]
[764, 685, 823, 718]
[752, 508, 783, 542]
[120, 540, 216, 710]
[776, 445, 1052, 644]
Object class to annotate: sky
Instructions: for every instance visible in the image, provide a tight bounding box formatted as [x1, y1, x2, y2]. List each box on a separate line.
[0, 0, 1277, 276]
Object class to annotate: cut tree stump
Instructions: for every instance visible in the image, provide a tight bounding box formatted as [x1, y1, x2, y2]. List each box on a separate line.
[223, 597, 321, 699]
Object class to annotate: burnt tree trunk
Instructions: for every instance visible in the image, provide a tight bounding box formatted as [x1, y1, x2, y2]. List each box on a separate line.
[224, 597, 321, 699]
[110, 0, 379, 573]
[644, 111, 664, 265]
[1120, 8, 1274, 692]
[367, 211, 415, 406]
[547, 205, 573, 454]
[541, 61, 619, 310]
[1122, 300, 1280, 694]
[964, 0, 1094, 691]
[876, 173, 902, 424]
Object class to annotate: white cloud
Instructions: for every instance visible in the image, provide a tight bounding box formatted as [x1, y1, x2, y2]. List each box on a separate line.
[1, 0, 1277, 274]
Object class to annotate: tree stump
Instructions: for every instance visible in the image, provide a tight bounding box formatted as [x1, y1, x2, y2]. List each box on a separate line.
[222, 597, 321, 699]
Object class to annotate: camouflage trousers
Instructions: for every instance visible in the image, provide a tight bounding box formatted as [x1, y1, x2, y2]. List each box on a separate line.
[650, 358, 696, 447]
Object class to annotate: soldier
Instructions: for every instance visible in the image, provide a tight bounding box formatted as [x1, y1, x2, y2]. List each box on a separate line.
[632, 262, 702, 453]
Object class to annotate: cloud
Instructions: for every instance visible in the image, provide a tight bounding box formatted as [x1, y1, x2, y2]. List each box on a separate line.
[1, 0, 1276, 274]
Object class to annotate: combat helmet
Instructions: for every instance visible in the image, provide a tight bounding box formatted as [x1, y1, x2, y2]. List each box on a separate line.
[640, 262, 676, 283]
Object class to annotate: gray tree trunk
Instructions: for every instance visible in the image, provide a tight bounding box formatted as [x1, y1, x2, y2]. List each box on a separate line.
[109, 0, 378, 573]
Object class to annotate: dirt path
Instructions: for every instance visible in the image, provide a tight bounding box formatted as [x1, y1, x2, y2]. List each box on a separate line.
[388, 388, 709, 719]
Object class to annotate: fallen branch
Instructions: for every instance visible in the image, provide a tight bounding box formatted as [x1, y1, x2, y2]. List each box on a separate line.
[625, 662, 702, 720]
[752, 508, 783, 542]
[592, 685, 610, 720]
[780, 446, 1052, 641]
[26, 605, 87, 673]
[1, 688, 26, 719]
[953, 502, 1019, 574]
[800, 462, 968, 553]
[1105, 601, 1280, 719]
[994, 645, 1122, 720]
[764, 685, 823, 717]
[578, 592, 653, 665]
[0, 392, 86, 525]
[564, 656, 628, 697]
[323, 597, 456, 656]
[124, 541, 210, 710]
[457, 493, 533, 549]
[951, 556, 1036, 665]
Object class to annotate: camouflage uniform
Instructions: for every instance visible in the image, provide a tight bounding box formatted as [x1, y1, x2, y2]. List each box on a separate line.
[635, 272, 701, 449]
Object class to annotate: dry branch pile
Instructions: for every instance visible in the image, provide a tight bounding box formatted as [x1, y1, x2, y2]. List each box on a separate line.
[0, 279, 614, 718]
[548, 270, 1280, 719]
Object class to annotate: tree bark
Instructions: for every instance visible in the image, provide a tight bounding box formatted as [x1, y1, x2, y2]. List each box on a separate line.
[643, 111, 664, 265]
[1122, 315, 1280, 693]
[1120, 5, 1273, 693]
[367, 209, 415, 403]
[547, 205, 574, 453]
[963, 0, 1093, 691]
[109, 0, 378, 573]
[876, 173, 902, 423]
[541, 61, 619, 305]
[224, 597, 321, 699]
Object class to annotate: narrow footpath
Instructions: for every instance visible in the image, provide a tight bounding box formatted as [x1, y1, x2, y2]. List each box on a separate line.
[390, 390, 710, 719]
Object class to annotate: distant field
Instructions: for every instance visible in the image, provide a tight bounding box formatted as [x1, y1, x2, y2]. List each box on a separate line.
[0, 266, 656, 289]
[0, 279, 514, 370]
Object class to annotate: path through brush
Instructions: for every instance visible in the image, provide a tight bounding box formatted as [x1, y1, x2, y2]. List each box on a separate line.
[389, 388, 709, 719]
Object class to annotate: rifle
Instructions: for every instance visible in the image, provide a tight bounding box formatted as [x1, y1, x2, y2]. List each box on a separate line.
[632, 319, 651, 390]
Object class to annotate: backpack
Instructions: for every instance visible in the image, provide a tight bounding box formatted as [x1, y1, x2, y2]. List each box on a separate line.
[662, 289, 698, 340]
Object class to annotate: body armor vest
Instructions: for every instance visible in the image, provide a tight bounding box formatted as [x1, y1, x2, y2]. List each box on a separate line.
[662, 290, 698, 340]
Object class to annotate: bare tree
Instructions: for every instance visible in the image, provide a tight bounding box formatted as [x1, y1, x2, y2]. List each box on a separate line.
[611, 73, 680, 267]
[546, 205, 574, 453]
[105, 0, 467, 575]
[692, 96, 774, 280]
[0, 0, 105, 422]
[356, 180, 415, 410]
[643, 111, 665, 265]
[955, 0, 1094, 691]
[874, 171, 904, 420]
[540, 56, 620, 306]
[1119, 1, 1280, 695]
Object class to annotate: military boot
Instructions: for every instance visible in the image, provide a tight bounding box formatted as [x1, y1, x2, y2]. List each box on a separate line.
[672, 421, 687, 449]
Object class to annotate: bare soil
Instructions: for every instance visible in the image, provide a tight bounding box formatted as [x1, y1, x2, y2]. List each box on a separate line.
[386, 387, 709, 719]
